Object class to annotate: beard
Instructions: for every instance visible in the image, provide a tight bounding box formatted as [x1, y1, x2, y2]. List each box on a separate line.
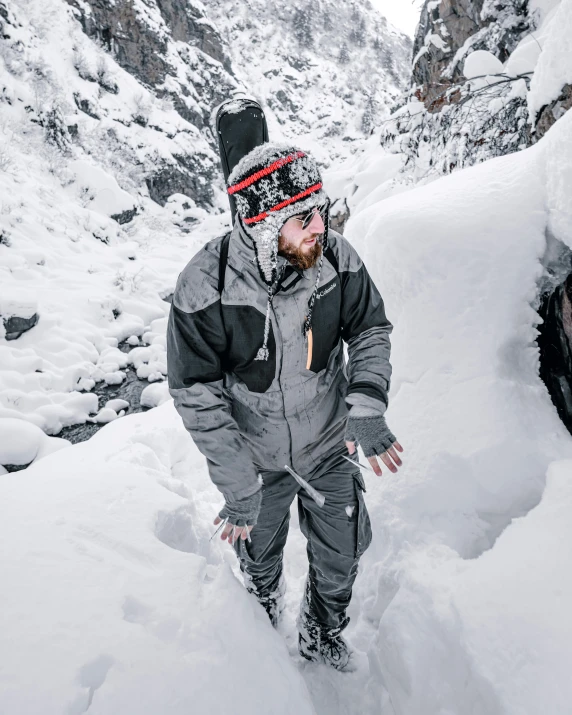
[278, 236, 323, 270]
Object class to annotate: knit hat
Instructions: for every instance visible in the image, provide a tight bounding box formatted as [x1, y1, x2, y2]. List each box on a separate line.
[227, 143, 329, 284]
[227, 142, 330, 361]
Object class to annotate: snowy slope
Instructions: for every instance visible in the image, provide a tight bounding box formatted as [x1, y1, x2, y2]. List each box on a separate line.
[0, 0, 412, 446]
[0, 403, 315, 714]
[0, 0, 230, 441]
[201, 0, 412, 163]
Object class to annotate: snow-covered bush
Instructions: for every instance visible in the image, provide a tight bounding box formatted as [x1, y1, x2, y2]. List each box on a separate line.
[381, 1, 571, 182]
[382, 69, 531, 177]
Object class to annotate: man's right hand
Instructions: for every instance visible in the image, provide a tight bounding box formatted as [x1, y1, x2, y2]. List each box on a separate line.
[213, 516, 254, 545]
[215, 488, 262, 545]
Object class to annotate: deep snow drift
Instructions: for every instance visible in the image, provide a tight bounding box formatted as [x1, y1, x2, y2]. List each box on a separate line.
[2, 105, 572, 715]
[0, 404, 315, 714]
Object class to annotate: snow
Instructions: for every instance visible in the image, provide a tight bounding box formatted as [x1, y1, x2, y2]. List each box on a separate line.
[93, 407, 119, 423]
[105, 398, 130, 412]
[0, 404, 315, 714]
[504, 36, 543, 78]
[528, 0, 572, 120]
[0, 417, 71, 467]
[140, 381, 170, 408]
[0, 292, 38, 321]
[0, 0, 233, 434]
[413, 31, 450, 67]
[1, 0, 572, 710]
[463, 49, 504, 79]
[529, 0, 563, 23]
[337, 106, 572, 714]
[68, 160, 137, 219]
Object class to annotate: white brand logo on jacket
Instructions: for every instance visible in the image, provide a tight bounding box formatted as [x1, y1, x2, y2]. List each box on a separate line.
[317, 283, 337, 299]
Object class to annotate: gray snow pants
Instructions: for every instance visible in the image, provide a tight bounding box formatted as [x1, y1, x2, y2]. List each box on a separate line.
[234, 448, 372, 630]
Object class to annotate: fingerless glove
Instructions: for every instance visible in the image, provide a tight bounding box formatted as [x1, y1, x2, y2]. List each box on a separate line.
[345, 413, 396, 458]
[218, 488, 262, 527]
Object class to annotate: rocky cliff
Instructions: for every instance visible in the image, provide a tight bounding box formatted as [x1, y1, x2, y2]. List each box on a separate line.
[379, 0, 572, 180]
[55, 0, 412, 207]
[412, 0, 530, 111]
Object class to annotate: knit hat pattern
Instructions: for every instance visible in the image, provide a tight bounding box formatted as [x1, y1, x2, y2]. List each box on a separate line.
[227, 143, 327, 283]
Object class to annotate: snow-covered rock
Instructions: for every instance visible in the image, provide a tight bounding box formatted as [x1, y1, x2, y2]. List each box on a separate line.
[463, 49, 504, 79]
[94, 407, 119, 424]
[0, 293, 39, 341]
[528, 0, 572, 136]
[68, 160, 138, 223]
[105, 399, 130, 413]
[0, 417, 71, 467]
[140, 382, 170, 408]
[385, 0, 571, 182]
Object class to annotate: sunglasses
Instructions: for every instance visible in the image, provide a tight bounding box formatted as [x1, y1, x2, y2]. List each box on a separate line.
[292, 200, 329, 230]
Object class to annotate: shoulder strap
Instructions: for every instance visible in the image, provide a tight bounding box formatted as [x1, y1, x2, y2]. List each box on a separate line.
[218, 231, 232, 294]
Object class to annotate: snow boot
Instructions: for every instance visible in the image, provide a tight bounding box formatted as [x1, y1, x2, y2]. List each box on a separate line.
[248, 574, 286, 628]
[298, 611, 352, 671]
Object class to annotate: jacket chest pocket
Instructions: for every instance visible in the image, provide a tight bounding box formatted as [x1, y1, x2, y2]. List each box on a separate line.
[305, 278, 342, 373]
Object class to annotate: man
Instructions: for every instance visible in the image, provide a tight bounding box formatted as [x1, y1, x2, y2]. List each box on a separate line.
[167, 143, 402, 670]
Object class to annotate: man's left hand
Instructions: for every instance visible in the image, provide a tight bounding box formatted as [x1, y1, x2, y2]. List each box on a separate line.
[345, 413, 403, 477]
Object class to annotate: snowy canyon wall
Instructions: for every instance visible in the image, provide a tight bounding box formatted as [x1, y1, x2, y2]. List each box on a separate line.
[380, 0, 572, 179]
[63, 0, 412, 198]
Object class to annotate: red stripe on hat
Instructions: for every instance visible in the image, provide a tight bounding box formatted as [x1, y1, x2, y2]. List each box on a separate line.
[228, 151, 306, 195]
[243, 183, 323, 224]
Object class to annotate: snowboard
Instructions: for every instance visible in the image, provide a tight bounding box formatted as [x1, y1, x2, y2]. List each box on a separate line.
[215, 96, 269, 222]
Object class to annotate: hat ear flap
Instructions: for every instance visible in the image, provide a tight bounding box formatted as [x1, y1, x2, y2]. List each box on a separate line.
[321, 199, 330, 251]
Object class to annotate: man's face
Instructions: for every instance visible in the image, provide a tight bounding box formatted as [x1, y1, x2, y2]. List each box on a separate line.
[278, 207, 325, 270]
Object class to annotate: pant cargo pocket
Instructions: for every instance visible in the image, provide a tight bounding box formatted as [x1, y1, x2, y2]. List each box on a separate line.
[352, 473, 372, 558]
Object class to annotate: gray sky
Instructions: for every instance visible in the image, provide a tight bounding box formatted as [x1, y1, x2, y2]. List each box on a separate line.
[370, 0, 422, 37]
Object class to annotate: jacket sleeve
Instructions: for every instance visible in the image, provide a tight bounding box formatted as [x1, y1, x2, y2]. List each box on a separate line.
[337, 236, 393, 414]
[166, 258, 260, 503]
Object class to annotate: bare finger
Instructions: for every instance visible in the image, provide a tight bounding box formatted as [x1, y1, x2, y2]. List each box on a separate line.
[367, 455, 383, 477]
[214, 515, 222, 526]
[379, 451, 398, 474]
[394, 441, 404, 453]
[221, 521, 234, 541]
[228, 525, 239, 545]
[239, 526, 254, 541]
[387, 446, 402, 467]
[346, 440, 356, 455]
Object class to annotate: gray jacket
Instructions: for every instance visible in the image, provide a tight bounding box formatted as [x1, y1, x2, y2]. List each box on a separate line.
[167, 222, 392, 502]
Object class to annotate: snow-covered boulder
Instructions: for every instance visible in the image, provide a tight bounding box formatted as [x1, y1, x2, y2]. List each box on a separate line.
[463, 50, 504, 79]
[69, 160, 138, 224]
[0, 293, 39, 341]
[105, 399, 130, 413]
[0, 418, 71, 468]
[140, 381, 170, 408]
